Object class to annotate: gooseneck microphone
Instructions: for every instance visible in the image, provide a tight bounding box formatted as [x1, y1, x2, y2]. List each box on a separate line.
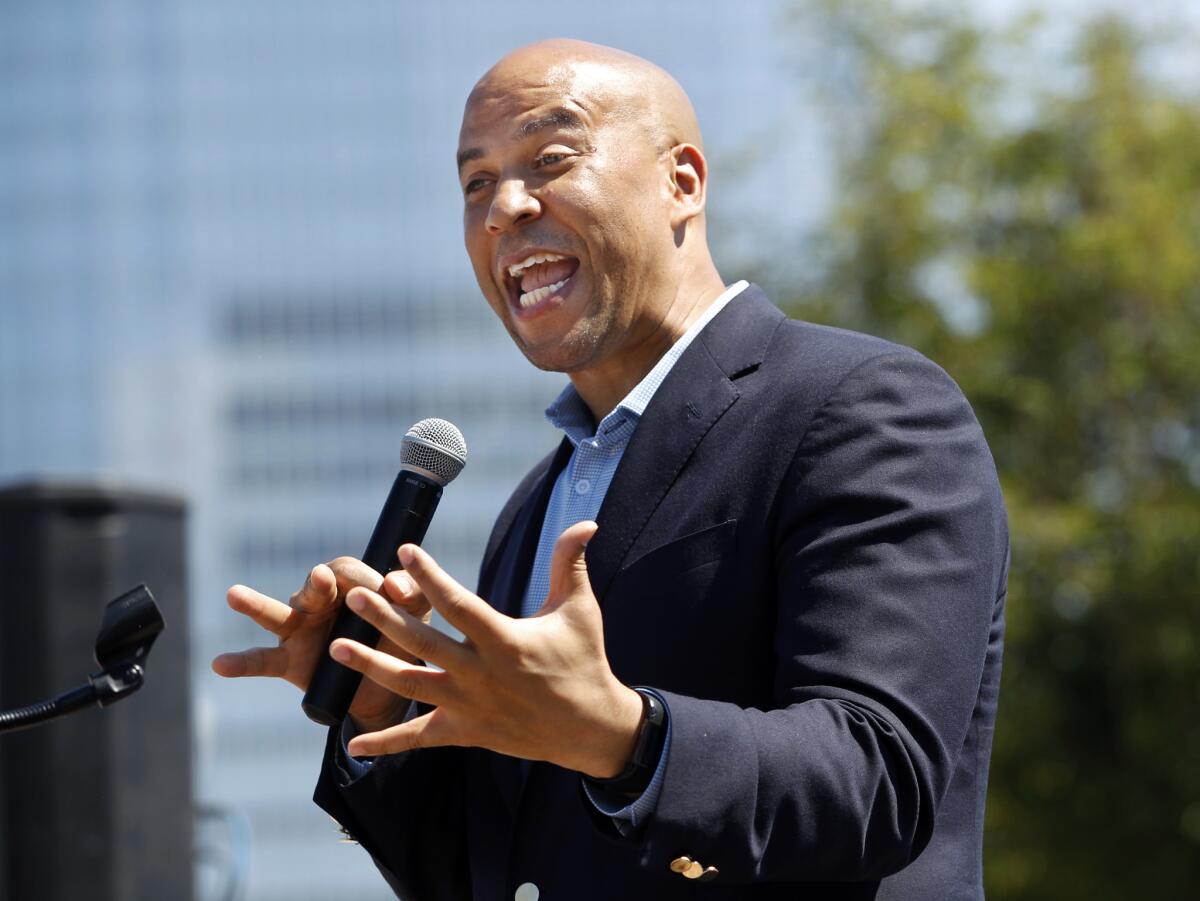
[301, 418, 467, 726]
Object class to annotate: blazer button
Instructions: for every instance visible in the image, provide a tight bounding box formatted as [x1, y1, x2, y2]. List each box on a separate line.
[683, 861, 705, 879]
[698, 866, 720, 882]
[669, 856, 693, 874]
[514, 883, 539, 901]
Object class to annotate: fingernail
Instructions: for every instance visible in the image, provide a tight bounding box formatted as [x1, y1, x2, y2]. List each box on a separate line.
[346, 591, 365, 611]
[398, 545, 415, 566]
[330, 643, 350, 662]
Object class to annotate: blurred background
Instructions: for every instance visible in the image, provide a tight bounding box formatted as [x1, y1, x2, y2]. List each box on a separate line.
[0, 1, 1196, 899]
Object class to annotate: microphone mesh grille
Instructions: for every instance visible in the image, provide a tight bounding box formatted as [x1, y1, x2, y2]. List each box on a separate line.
[401, 418, 468, 485]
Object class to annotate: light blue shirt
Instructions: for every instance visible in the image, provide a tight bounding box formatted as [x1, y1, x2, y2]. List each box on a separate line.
[524, 281, 747, 833]
[344, 281, 748, 836]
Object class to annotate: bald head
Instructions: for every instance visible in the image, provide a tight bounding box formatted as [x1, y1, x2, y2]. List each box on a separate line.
[468, 39, 705, 157]
[457, 39, 726, 403]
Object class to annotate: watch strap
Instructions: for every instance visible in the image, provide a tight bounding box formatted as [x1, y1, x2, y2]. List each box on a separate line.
[585, 687, 667, 797]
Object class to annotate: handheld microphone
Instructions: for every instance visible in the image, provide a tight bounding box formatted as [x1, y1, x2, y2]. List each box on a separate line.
[301, 418, 467, 726]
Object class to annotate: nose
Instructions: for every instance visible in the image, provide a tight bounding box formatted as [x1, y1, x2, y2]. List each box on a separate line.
[486, 177, 540, 234]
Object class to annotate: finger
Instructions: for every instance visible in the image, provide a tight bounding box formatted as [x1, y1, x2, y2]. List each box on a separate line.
[397, 544, 505, 641]
[211, 646, 288, 679]
[226, 584, 293, 636]
[542, 520, 600, 612]
[329, 638, 451, 708]
[382, 569, 431, 618]
[374, 630, 422, 667]
[345, 586, 466, 670]
[326, 556, 385, 596]
[347, 708, 454, 758]
[287, 563, 340, 616]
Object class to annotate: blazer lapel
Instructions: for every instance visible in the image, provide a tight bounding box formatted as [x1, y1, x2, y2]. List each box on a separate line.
[485, 437, 573, 619]
[484, 437, 572, 814]
[587, 285, 784, 600]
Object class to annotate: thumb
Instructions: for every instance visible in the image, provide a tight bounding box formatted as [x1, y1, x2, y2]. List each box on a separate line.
[543, 520, 599, 611]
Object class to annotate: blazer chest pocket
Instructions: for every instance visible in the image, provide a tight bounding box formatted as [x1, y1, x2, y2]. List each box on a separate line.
[619, 518, 739, 580]
[604, 519, 737, 614]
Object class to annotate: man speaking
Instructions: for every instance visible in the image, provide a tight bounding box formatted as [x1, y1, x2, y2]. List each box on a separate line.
[213, 39, 1008, 901]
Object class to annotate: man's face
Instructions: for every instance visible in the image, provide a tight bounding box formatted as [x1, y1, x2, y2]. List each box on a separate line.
[457, 63, 675, 373]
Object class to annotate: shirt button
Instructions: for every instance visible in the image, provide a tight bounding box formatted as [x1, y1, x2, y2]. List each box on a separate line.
[575, 478, 591, 494]
[514, 883, 539, 901]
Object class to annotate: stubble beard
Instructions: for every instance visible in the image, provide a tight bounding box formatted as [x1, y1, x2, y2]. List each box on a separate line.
[507, 288, 620, 374]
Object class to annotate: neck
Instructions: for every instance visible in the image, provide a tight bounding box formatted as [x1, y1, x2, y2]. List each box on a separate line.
[570, 263, 727, 420]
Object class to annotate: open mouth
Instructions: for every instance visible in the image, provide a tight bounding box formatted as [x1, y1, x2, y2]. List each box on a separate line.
[504, 252, 580, 310]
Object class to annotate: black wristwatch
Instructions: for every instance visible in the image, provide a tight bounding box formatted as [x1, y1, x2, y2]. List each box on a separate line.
[587, 688, 667, 798]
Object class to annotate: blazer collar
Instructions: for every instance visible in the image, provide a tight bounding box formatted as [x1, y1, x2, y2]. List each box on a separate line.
[586, 284, 784, 599]
[695, 283, 785, 379]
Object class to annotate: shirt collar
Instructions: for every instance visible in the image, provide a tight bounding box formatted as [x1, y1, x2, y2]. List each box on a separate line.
[545, 280, 749, 445]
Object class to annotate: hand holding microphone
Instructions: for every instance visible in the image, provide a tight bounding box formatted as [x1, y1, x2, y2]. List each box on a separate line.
[211, 418, 467, 730]
[302, 418, 467, 725]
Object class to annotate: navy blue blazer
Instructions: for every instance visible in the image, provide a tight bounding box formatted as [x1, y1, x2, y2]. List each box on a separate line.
[315, 285, 1009, 900]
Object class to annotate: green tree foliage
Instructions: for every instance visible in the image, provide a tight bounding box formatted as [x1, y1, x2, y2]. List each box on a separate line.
[778, 3, 1200, 897]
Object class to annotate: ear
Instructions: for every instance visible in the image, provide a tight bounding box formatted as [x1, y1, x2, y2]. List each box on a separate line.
[665, 143, 708, 230]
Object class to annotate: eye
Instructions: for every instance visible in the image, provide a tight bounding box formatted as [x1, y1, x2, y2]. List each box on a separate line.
[463, 177, 492, 196]
[532, 152, 569, 169]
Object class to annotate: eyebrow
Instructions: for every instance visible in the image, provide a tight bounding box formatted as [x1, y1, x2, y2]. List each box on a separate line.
[456, 147, 484, 173]
[457, 108, 587, 173]
[517, 108, 585, 139]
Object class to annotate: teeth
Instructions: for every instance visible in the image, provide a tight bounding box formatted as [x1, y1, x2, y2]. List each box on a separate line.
[507, 252, 568, 278]
[519, 277, 568, 308]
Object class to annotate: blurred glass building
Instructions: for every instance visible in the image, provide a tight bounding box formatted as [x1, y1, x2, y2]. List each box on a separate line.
[0, 2, 824, 898]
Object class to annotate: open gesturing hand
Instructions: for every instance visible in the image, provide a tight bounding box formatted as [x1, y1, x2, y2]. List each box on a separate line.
[330, 521, 644, 779]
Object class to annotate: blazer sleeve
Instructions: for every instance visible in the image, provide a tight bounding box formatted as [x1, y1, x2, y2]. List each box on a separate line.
[632, 350, 1006, 882]
[313, 723, 471, 900]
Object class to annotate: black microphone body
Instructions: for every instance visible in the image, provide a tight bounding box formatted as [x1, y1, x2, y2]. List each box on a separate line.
[301, 470, 443, 726]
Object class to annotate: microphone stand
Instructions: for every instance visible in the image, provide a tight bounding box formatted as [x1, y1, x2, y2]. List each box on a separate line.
[0, 584, 164, 735]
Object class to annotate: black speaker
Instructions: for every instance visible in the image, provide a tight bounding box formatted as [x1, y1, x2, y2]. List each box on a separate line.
[0, 480, 192, 901]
